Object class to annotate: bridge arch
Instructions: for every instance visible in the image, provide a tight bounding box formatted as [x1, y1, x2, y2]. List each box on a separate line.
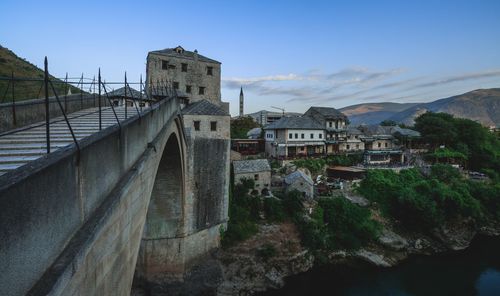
[134, 115, 190, 284]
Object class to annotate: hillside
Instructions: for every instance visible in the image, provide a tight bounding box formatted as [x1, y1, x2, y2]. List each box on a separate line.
[0, 45, 80, 102]
[340, 89, 500, 127]
[339, 102, 420, 125]
[388, 89, 500, 127]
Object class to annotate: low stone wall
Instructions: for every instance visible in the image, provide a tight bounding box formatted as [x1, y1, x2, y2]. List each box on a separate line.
[0, 94, 110, 133]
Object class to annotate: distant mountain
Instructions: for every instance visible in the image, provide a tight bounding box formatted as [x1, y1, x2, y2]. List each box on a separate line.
[340, 89, 500, 127]
[339, 102, 420, 125]
[0, 45, 79, 102]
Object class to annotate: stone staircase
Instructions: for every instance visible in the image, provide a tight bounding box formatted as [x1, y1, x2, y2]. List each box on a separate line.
[0, 107, 130, 176]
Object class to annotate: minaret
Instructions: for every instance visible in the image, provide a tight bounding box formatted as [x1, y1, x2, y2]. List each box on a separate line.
[239, 86, 244, 117]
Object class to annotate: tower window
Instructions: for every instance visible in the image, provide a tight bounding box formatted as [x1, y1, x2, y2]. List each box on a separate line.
[211, 121, 217, 131]
[186, 85, 192, 93]
[199, 87, 205, 95]
[161, 60, 168, 70]
[207, 67, 213, 76]
[181, 63, 188, 72]
[194, 121, 200, 131]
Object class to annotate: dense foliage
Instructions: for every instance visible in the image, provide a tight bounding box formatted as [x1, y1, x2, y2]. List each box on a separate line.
[357, 165, 500, 231]
[298, 198, 380, 252]
[414, 112, 500, 171]
[230, 116, 260, 139]
[222, 178, 259, 248]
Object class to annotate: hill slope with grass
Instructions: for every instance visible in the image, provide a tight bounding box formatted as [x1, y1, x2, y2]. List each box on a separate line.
[0, 45, 80, 102]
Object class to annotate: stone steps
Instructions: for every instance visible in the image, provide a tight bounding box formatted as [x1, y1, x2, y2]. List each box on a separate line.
[0, 106, 131, 176]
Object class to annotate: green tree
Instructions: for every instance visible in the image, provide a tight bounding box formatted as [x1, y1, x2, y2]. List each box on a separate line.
[231, 116, 260, 139]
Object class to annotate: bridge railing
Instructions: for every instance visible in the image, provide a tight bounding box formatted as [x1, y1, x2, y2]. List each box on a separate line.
[0, 56, 177, 156]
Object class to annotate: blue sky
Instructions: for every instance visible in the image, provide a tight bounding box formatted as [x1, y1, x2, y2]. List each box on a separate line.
[1, 0, 500, 115]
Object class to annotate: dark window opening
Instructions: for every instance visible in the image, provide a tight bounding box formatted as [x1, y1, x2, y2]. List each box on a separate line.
[199, 87, 205, 95]
[310, 133, 314, 139]
[181, 63, 188, 72]
[161, 60, 169, 70]
[254, 174, 259, 181]
[207, 66, 213, 76]
[186, 85, 192, 93]
[194, 121, 200, 131]
[301, 133, 304, 139]
[289, 133, 292, 139]
[295, 133, 298, 139]
[211, 121, 217, 131]
[378, 142, 381, 148]
[319, 134, 323, 139]
[173, 82, 179, 89]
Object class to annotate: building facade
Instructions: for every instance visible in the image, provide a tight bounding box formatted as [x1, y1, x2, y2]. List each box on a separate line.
[233, 159, 272, 195]
[264, 116, 325, 158]
[146, 46, 223, 108]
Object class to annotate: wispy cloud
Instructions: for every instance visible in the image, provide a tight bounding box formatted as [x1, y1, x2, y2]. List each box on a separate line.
[412, 70, 500, 89]
[222, 67, 500, 107]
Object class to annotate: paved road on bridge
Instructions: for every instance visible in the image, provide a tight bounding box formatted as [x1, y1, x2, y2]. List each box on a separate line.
[0, 106, 131, 176]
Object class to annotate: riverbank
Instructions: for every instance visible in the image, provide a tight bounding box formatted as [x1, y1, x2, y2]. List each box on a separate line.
[257, 234, 500, 295]
[213, 218, 500, 296]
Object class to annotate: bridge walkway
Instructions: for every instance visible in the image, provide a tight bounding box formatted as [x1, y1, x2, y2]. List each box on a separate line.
[0, 106, 130, 176]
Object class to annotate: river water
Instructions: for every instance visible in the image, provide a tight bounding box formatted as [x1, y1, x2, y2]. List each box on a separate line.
[257, 235, 500, 296]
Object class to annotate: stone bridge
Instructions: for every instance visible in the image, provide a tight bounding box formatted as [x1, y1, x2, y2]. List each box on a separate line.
[0, 95, 229, 295]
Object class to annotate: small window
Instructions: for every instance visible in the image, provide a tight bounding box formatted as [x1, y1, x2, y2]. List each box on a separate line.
[254, 174, 259, 181]
[378, 142, 381, 148]
[207, 66, 213, 76]
[329, 122, 332, 127]
[181, 63, 188, 72]
[210, 121, 217, 131]
[168, 64, 176, 69]
[347, 145, 350, 150]
[186, 85, 192, 93]
[385, 142, 388, 148]
[194, 121, 200, 131]
[319, 134, 322, 139]
[173, 82, 179, 89]
[289, 133, 292, 139]
[199, 87, 205, 95]
[310, 133, 314, 139]
[295, 133, 298, 139]
[356, 144, 359, 149]
[161, 60, 169, 70]
[300, 133, 304, 139]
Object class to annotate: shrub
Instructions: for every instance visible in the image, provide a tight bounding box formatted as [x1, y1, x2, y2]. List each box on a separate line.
[257, 243, 277, 261]
[263, 198, 286, 222]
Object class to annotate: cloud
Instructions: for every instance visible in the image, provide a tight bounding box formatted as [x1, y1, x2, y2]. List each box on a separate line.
[222, 67, 500, 109]
[412, 70, 500, 89]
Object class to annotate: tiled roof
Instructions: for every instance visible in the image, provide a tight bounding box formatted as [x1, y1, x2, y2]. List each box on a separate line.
[305, 106, 347, 120]
[149, 46, 220, 64]
[233, 159, 271, 174]
[182, 100, 229, 116]
[284, 170, 314, 186]
[347, 126, 363, 135]
[264, 116, 323, 130]
[105, 87, 142, 99]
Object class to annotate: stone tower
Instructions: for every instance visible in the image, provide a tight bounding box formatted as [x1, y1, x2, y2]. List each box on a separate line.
[239, 86, 244, 117]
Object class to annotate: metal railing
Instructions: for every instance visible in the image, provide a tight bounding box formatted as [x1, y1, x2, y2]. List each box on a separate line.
[0, 56, 177, 160]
